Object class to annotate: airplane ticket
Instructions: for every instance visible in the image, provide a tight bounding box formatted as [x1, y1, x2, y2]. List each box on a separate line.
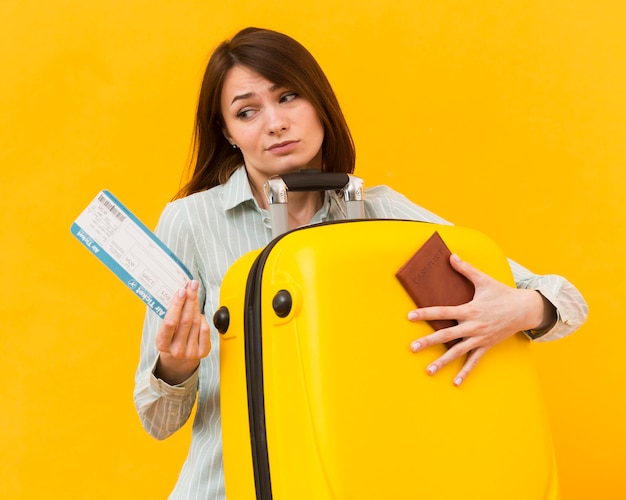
[70, 190, 193, 318]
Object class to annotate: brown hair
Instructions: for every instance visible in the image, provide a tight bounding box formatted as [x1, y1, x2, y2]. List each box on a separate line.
[175, 27, 355, 199]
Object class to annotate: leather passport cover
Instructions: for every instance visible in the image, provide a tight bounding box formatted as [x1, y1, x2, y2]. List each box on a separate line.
[396, 231, 474, 345]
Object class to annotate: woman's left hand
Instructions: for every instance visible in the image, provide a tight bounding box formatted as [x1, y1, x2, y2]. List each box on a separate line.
[408, 254, 553, 386]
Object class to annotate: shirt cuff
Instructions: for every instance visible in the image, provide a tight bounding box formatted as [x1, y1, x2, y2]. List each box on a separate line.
[149, 355, 200, 397]
[521, 286, 564, 341]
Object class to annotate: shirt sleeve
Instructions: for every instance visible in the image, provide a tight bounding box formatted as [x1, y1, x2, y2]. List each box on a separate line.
[133, 202, 202, 440]
[364, 185, 588, 341]
[134, 355, 200, 440]
[508, 259, 588, 341]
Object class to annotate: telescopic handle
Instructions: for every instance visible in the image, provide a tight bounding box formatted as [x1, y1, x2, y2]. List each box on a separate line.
[264, 171, 365, 238]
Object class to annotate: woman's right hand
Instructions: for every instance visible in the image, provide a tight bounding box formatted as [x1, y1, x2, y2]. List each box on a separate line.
[154, 280, 211, 385]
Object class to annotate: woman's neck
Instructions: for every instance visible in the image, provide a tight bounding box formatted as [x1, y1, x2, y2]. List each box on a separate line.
[285, 191, 324, 229]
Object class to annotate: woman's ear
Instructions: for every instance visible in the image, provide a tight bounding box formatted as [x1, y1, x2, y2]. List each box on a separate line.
[222, 127, 234, 147]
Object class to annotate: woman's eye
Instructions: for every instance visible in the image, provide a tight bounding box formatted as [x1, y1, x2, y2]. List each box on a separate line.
[237, 109, 255, 120]
[280, 92, 297, 103]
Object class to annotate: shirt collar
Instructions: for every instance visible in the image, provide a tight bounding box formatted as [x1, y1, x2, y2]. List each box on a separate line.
[221, 165, 258, 212]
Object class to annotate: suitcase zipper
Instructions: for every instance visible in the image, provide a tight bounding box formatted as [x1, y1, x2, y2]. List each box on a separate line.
[244, 231, 290, 500]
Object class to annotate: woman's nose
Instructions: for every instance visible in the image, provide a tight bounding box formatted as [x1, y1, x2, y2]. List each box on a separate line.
[265, 106, 288, 135]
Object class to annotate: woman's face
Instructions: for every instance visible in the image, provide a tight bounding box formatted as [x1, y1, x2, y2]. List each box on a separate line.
[220, 65, 325, 191]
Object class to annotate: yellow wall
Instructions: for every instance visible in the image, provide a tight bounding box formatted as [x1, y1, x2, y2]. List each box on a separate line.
[1, 1, 623, 498]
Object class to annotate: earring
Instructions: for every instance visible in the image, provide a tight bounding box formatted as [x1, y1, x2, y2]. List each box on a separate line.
[232, 143, 238, 149]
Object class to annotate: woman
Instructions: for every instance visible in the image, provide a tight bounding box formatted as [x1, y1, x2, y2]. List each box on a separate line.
[134, 27, 587, 499]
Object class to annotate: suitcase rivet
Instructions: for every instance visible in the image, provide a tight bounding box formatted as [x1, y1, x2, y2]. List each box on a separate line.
[272, 290, 292, 318]
[213, 306, 230, 334]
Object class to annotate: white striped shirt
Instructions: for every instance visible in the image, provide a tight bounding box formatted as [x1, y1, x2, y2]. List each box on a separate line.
[134, 165, 588, 499]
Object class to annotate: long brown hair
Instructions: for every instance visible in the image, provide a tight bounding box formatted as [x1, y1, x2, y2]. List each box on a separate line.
[175, 27, 355, 199]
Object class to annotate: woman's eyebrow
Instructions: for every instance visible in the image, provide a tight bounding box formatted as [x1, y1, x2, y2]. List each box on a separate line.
[230, 84, 282, 105]
[231, 92, 254, 105]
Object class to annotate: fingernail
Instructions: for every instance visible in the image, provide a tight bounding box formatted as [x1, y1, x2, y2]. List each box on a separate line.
[454, 377, 463, 386]
[178, 288, 186, 298]
[452, 253, 461, 262]
[408, 311, 419, 321]
[190, 280, 199, 290]
[427, 365, 438, 375]
[410, 341, 421, 352]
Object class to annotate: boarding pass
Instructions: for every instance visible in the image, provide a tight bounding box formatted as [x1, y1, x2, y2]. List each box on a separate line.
[70, 191, 193, 318]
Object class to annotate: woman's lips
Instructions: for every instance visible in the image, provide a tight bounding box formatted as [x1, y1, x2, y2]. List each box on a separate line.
[268, 140, 298, 154]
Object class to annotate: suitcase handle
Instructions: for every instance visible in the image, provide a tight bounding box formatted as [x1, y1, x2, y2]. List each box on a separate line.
[264, 171, 365, 238]
[280, 171, 351, 192]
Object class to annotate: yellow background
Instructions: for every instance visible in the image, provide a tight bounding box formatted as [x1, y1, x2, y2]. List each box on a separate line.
[1, 1, 623, 498]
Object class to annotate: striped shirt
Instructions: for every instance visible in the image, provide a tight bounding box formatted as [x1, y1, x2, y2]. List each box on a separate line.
[134, 165, 588, 499]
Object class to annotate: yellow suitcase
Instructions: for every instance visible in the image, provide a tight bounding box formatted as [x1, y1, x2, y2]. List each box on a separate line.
[215, 174, 559, 499]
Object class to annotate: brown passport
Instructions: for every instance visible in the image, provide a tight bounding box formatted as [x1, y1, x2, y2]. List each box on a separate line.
[395, 231, 475, 347]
